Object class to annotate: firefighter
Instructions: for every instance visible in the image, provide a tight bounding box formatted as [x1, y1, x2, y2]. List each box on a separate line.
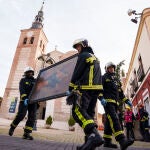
[8, 66, 37, 140]
[66, 38, 104, 150]
[124, 106, 135, 140]
[136, 104, 150, 142]
[99, 62, 134, 149]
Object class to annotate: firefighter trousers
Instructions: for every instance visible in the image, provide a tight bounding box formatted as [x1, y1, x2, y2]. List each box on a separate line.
[140, 121, 150, 141]
[103, 103, 125, 142]
[72, 90, 98, 134]
[11, 101, 37, 133]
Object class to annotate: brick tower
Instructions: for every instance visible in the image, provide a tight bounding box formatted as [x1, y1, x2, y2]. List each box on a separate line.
[1, 2, 48, 118]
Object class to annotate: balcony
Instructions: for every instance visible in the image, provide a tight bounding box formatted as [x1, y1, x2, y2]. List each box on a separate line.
[137, 65, 145, 82]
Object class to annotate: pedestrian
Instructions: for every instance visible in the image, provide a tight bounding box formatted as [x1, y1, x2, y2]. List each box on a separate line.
[136, 104, 150, 142]
[8, 66, 37, 140]
[99, 61, 134, 149]
[66, 38, 104, 150]
[124, 106, 135, 140]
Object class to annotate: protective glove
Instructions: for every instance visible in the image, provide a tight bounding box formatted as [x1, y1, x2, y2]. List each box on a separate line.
[125, 99, 132, 107]
[66, 90, 81, 105]
[66, 90, 71, 96]
[24, 99, 29, 106]
[98, 97, 107, 107]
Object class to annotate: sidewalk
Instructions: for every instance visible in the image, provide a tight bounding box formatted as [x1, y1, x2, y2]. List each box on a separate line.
[0, 118, 150, 150]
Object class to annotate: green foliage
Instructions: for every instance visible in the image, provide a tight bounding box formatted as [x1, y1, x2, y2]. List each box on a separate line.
[46, 116, 53, 125]
[115, 60, 125, 80]
[68, 116, 75, 126]
[115, 60, 125, 120]
[121, 69, 125, 77]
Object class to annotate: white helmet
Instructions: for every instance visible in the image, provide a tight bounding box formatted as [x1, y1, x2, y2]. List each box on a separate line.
[105, 62, 116, 71]
[24, 66, 34, 73]
[73, 38, 89, 48]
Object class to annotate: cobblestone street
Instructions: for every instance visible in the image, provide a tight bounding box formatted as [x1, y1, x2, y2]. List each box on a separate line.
[0, 118, 150, 150]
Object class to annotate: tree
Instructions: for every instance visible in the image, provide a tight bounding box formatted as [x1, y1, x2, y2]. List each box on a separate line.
[115, 60, 125, 122]
[115, 60, 125, 79]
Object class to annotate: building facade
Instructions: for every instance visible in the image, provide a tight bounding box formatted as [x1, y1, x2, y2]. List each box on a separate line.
[124, 8, 150, 124]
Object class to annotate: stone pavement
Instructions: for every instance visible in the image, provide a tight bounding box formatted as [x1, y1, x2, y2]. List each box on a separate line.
[0, 135, 150, 150]
[0, 118, 150, 150]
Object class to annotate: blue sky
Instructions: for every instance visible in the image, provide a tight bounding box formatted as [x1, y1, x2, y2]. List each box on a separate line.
[0, 0, 150, 112]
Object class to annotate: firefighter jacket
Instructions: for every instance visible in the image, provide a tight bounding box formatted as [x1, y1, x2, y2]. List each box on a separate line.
[139, 108, 149, 122]
[102, 72, 128, 104]
[69, 47, 103, 94]
[19, 76, 36, 101]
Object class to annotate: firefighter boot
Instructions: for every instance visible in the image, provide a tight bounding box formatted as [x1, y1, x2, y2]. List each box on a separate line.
[8, 126, 15, 136]
[77, 128, 104, 150]
[103, 139, 118, 148]
[22, 132, 34, 140]
[77, 136, 88, 150]
[119, 138, 134, 150]
[76, 136, 96, 150]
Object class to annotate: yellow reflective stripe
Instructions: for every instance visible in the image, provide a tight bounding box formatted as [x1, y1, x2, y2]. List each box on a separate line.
[107, 114, 123, 137]
[25, 126, 33, 131]
[11, 123, 16, 128]
[103, 134, 112, 139]
[25, 82, 29, 84]
[21, 94, 27, 98]
[70, 83, 103, 90]
[117, 102, 119, 106]
[114, 131, 123, 137]
[74, 106, 94, 129]
[89, 65, 94, 85]
[106, 99, 116, 103]
[140, 120, 145, 122]
[145, 128, 149, 130]
[143, 116, 148, 120]
[106, 79, 111, 82]
[82, 120, 94, 129]
[122, 97, 127, 102]
[99, 93, 103, 97]
[107, 114, 115, 133]
[81, 85, 103, 89]
[86, 57, 96, 63]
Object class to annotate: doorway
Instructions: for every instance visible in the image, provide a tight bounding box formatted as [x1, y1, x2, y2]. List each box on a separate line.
[37, 101, 46, 120]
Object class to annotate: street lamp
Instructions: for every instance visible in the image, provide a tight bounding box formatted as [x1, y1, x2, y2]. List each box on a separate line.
[127, 9, 142, 24]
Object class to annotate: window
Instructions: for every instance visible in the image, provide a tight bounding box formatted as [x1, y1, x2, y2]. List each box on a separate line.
[30, 37, 34, 44]
[23, 37, 27, 44]
[40, 40, 42, 47]
[42, 44, 45, 52]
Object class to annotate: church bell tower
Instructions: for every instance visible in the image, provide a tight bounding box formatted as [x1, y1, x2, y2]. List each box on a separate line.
[1, 2, 48, 118]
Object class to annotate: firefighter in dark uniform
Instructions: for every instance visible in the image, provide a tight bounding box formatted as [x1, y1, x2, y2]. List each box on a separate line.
[67, 38, 104, 150]
[136, 104, 150, 142]
[100, 62, 134, 150]
[8, 66, 37, 140]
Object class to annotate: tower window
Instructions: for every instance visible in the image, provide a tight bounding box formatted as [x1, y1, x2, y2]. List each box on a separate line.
[23, 37, 27, 44]
[42, 44, 45, 51]
[40, 40, 42, 47]
[30, 37, 34, 44]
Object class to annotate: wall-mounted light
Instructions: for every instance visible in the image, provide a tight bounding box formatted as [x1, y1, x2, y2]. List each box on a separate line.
[127, 9, 142, 24]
